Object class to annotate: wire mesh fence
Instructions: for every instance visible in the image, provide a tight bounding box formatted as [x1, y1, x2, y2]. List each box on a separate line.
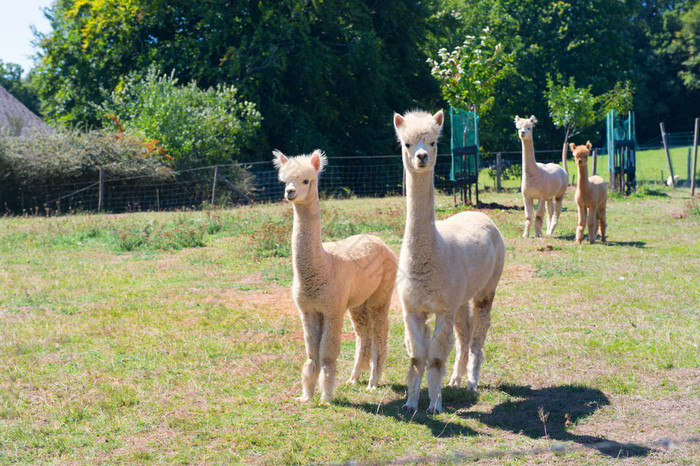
[2, 144, 698, 215]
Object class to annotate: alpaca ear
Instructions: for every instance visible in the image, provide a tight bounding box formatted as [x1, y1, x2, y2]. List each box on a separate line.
[272, 150, 288, 169]
[569, 142, 576, 152]
[433, 109, 444, 128]
[585, 141, 592, 150]
[393, 112, 405, 130]
[514, 115, 521, 124]
[310, 149, 327, 172]
[529, 115, 538, 124]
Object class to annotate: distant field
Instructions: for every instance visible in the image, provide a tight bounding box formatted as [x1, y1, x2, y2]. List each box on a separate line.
[0, 188, 698, 464]
[479, 146, 698, 191]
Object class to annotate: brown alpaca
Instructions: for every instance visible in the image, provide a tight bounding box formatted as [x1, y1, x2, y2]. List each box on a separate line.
[571, 142, 607, 244]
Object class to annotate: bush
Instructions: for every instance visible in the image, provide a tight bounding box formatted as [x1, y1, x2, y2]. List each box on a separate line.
[100, 68, 262, 169]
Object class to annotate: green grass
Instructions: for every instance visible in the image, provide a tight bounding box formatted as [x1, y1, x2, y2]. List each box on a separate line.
[1, 190, 699, 464]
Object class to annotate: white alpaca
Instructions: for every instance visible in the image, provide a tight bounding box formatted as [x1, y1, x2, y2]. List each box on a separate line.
[273, 149, 398, 405]
[393, 110, 505, 414]
[515, 115, 569, 238]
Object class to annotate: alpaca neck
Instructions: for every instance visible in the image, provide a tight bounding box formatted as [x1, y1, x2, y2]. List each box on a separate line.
[521, 138, 539, 177]
[404, 170, 438, 250]
[576, 162, 591, 193]
[291, 191, 330, 276]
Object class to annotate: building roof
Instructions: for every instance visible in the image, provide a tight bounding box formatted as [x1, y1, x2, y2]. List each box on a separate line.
[0, 85, 51, 136]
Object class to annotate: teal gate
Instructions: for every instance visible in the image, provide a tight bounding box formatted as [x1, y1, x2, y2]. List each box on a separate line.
[450, 106, 480, 205]
[606, 110, 637, 194]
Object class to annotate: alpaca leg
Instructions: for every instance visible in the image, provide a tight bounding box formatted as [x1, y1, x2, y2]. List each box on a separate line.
[522, 197, 534, 238]
[448, 303, 470, 388]
[534, 198, 546, 237]
[598, 205, 607, 242]
[402, 309, 430, 414]
[544, 198, 554, 235]
[467, 292, 494, 392]
[347, 305, 371, 385]
[298, 311, 322, 403]
[575, 206, 587, 244]
[367, 304, 390, 390]
[587, 208, 597, 244]
[550, 196, 564, 235]
[319, 314, 344, 405]
[426, 312, 456, 414]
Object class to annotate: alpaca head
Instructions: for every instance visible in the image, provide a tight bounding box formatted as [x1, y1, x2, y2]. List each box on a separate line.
[272, 149, 327, 204]
[393, 110, 444, 174]
[514, 115, 537, 141]
[570, 141, 593, 167]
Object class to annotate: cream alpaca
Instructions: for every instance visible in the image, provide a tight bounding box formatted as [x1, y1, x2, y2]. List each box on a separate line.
[515, 115, 569, 237]
[571, 141, 607, 244]
[273, 149, 398, 404]
[393, 110, 505, 414]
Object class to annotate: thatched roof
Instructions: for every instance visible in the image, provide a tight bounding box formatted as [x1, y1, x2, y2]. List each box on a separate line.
[0, 85, 51, 136]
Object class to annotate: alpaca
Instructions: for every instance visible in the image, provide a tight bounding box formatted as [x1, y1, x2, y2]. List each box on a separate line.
[273, 149, 398, 405]
[571, 141, 607, 244]
[393, 110, 505, 414]
[515, 115, 569, 238]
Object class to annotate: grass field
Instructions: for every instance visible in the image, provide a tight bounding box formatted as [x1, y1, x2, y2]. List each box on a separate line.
[479, 146, 699, 191]
[1, 186, 698, 464]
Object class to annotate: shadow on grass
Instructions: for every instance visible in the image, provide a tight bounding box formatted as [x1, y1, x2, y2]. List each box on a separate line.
[339, 383, 653, 459]
[554, 234, 647, 248]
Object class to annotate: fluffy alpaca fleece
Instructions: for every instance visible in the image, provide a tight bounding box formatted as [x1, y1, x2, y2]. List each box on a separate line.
[515, 115, 569, 238]
[393, 110, 505, 414]
[273, 149, 398, 404]
[571, 141, 607, 244]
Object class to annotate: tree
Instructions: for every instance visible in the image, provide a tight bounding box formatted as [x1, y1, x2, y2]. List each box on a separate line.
[427, 28, 514, 115]
[100, 68, 262, 169]
[0, 61, 41, 116]
[545, 75, 599, 177]
[33, 0, 440, 161]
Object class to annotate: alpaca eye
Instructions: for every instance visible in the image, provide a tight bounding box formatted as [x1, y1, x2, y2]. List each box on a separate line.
[430, 142, 436, 147]
[405, 143, 411, 148]
[303, 180, 310, 185]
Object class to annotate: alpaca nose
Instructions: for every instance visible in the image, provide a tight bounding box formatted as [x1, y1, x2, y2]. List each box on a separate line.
[416, 151, 428, 165]
[286, 188, 297, 200]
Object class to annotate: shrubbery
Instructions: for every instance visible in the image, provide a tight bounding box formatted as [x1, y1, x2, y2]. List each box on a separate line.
[0, 129, 174, 212]
[99, 68, 262, 169]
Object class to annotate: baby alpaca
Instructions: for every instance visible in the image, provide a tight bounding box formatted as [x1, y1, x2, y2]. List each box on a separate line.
[571, 141, 607, 244]
[273, 149, 398, 405]
[515, 115, 569, 238]
[394, 110, 505, 414]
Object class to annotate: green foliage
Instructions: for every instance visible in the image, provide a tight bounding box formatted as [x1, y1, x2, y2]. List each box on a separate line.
[544, 74, 599, 142]
[427, 27, 514, 113]
[599, 81, 634, 116]
[100, 68, 262, 169]
[0, 129, 173, 187]
[0, 60, 41, 116]
[111, 217, 207, 251]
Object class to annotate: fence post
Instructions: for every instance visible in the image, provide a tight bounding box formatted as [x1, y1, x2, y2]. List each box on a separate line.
[496, 152, 502, 193]
[592, 149, 597, 176]
[97, 167, 104, 212]
[692, 117, 699, 196]
[211, 165, 219, 206]
[660, 122, 675, 188]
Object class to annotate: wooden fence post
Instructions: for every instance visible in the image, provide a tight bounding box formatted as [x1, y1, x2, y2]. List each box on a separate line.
[97, 167, 104, 212]
[592, 149, 597, 176]
[211, 165, 219, 206]
[496, 152, 502, 193]
[692, 117, 699, 196]
[660, 122, 675, 188]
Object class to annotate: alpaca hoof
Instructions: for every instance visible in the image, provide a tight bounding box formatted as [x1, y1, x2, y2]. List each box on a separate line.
[366, 384, 378, 391]
[466, 381, 479, 392]
[447, 377, 461, 388]
[297, 394, 313, 403]
[401, 403, 417, 415]
[427, 402, 443, 415]
[345, 377, 359, 385]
